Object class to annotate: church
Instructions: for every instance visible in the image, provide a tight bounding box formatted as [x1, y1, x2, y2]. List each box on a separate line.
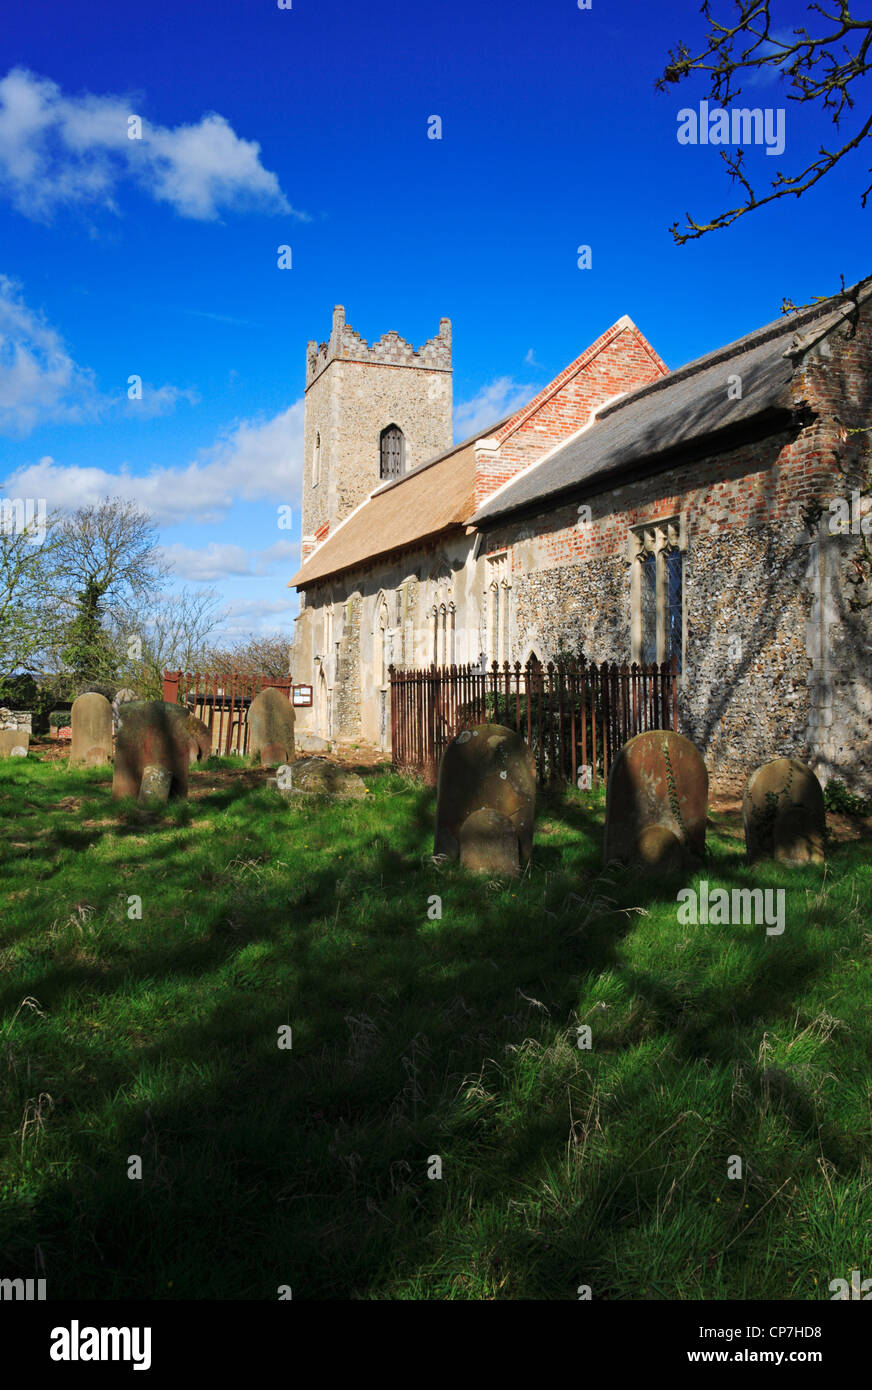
[289, 281, 872, 794]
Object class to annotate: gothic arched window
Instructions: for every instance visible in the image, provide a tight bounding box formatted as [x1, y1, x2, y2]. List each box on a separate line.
[629, 519, 684, 674]
[380, 425, 405, 481]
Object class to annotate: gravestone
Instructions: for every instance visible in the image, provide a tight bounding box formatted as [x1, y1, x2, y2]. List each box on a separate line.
[78, 682, 116, 703]
[297, 733, 331, 754]
[182, 710, 212, 763]
[247, 687, 295, 767]
[281, 758, 367, 799]
[743, 757, 826, 864]
[112, 701, 190, 801]
[459, 807, 520, 877]
[0, 730, 30, 757]
[111, 688, 139, 734]
[603, 730, 708, 871]
[434, 723, 536, 865]
[71, 692, 114, 766]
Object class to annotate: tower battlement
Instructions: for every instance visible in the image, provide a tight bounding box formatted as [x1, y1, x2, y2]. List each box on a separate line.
[306, 305, 451, 389]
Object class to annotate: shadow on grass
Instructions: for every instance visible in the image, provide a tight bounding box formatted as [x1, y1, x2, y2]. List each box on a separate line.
[1, 768, 867, 1299]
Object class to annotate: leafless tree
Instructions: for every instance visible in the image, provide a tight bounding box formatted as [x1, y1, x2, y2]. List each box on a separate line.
[658, 1, 872, 243]
[204, 633, 291, 679]
[0, 504, 66, 679]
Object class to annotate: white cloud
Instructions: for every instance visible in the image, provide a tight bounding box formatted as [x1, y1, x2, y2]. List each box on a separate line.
[226, 598, 297, 618]
[161, 542, 252, 582]
[0, 274, 99, 434]
[162, 537, 300, 582]
[454, 376, 535, 441]
[524, 348, 540, 367]
[253, 539, 300, 575]
[6, 399, 304, 525]
[214, 597, 298, 643]
[123, 382, 201, 418]
[0, 276, 200, 434]
[0, 67, 302, 222]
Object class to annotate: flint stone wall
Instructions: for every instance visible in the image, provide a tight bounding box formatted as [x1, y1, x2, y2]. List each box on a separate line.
[0, 709, 33, 734]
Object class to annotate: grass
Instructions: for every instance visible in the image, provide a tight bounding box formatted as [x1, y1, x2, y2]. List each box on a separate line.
[1, 747, 871, 1300]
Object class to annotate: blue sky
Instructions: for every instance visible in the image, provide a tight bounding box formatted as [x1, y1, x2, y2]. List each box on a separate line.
[1, 0, 869, 646]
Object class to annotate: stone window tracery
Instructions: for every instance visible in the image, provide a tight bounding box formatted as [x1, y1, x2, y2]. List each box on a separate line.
[629, 519, 684, 673]
[486, 552, 511, 667]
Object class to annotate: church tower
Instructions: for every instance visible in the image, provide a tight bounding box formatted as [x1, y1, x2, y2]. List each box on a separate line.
[301, 306, 453, 562]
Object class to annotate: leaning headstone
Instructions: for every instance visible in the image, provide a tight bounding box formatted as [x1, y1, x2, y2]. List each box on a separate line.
[297, 733, 331, 754]
[247, 687, 295, 767]
[603, 730, 708, 871]
[279, 758, 367, 799]
[459, 807, 520, 877]
[743, 757, 826, 865]
[0, 730, 30, 758]
[112, 701, 191, 801]
[434, 724, 536, 865]
[71, 692, 113, 766]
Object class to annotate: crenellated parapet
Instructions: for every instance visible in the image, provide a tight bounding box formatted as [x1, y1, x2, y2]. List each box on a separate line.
[306, 305, 451, 388]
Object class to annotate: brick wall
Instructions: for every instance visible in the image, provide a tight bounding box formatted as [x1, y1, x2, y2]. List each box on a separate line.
[473, 318, 668, 511]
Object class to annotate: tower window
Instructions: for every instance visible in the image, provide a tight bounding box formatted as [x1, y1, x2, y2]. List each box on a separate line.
[380, 424, 405, 480]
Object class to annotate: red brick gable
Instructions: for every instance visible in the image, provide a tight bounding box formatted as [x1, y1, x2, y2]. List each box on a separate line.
[472, 316, 668, 512]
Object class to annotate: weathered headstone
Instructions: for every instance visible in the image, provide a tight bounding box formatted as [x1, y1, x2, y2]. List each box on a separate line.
[260, 741, 287, 768]
[743, 757, 826, 865]
[603, 730, 708, 871]
[434, 724, 536, 865]
[0, 730, 30, 758]
[111, 688, 139, 734]
[182, 710, 212, 763]
[297, 733, 331, 754]
[459, 807, 520, 877]
[282, 757, 367, 799]
[71, 692, 113, 766]
[112, 701, 191, 801]
[78, 682, 116, 703]
[247, 687, 295, 767]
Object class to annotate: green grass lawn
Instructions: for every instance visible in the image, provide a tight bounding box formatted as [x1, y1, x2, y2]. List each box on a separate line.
[1, 749, 871, 1300]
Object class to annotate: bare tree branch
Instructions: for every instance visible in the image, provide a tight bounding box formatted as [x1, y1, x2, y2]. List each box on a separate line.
[658, 0, 872, 242]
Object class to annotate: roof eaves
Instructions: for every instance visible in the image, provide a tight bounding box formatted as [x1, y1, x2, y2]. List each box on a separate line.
[473, 400, 796, 527]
